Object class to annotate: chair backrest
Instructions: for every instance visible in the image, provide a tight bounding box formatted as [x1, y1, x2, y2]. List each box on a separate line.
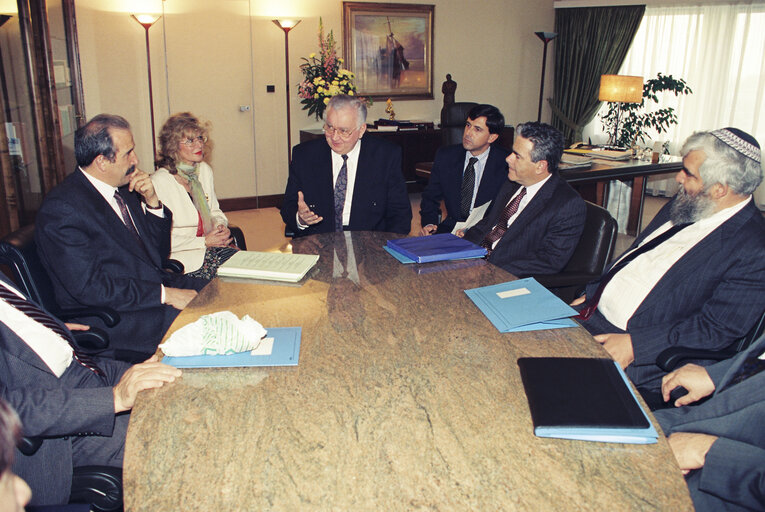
[440, 102, 478, 146]
[563, 201, 618, 275]
[0, 224, 61, 314]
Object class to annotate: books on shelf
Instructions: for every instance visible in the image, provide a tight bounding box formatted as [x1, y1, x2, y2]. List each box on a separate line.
[517, 357, 658, 444]
[385, 233, 487, 264]
[464, 277, 578, 332]
[217, 251, 319, 282]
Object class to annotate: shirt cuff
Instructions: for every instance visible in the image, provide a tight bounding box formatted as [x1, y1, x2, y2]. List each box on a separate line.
[160, 284, 166, 304]
[296, 213, 308, 230]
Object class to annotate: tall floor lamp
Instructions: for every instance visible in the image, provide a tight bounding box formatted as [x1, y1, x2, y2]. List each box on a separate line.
[131, 14, 161, 160]
[273, 19, 301, 165]
[534, 31, 557, 122]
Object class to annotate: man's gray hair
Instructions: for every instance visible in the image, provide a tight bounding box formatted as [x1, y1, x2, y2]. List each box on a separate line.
[681, 131, 763, 195]
[325, 95, 367, 128]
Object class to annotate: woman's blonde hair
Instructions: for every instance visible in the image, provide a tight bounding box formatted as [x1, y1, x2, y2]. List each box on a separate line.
[155, 112, 210, 174]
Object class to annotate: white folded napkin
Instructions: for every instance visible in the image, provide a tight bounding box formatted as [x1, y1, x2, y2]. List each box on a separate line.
[159, 311, 271, 357]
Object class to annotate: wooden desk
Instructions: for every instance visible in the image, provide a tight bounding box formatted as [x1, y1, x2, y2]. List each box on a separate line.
[124, 232, 692, 511]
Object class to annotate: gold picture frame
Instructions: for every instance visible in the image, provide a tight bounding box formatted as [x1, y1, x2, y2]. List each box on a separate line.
[342, 2, 434, 100]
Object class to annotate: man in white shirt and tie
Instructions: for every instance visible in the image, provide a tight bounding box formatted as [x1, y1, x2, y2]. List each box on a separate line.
[461, 121, 586, 277]
[35, 114, 207, 359]
[575, 127, 765, 392]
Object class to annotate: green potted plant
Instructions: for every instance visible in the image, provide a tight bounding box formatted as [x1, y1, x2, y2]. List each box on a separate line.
[601, 72, 692, 149]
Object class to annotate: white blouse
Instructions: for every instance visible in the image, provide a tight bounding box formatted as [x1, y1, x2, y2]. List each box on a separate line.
[152, 162, 228, 272]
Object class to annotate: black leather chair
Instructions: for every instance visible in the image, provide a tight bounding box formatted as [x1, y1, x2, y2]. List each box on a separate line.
[0, 225, 118, 352]
[229, 225, 247, 250]
[534, 201, 618, 303]
[656, 308, 765, 372]
[440, 101, 479, 146]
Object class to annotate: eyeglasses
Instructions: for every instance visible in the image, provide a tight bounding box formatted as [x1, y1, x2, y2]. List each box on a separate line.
[322, 124, 358, 139]
[180, 135, 207, 147]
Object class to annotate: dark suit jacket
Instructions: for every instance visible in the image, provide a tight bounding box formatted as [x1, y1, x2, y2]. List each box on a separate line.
[35, 169, 206, 356]
[463, 173, 586, 277]
[0, 275, 129, 505]
[280, 136, 412, 237]
[419, 144, 509, 233]
[582, 198, 765, 389]
[654, 334, 765, 511]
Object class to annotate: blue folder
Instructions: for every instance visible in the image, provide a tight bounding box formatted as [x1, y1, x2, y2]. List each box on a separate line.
[385, 233, 486, 263]
[162, 327, 301, 368]
[464, 278, 578, 332]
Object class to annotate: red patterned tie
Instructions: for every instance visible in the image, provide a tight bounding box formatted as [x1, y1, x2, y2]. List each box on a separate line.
[480, 187, 527, 255]
[0, 284, 105, 377]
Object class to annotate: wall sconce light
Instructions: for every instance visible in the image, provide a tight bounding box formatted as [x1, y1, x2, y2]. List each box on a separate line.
[273, 19, 301, 165]
[131, 13, 161, 159]
[599, 74, 643, 147]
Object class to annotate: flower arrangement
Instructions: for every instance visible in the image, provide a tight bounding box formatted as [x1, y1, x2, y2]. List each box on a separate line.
[298, 19, 366, 121]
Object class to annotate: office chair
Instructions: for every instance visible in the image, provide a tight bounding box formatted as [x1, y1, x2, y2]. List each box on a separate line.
[534, 201, 618, 303]
[0, 225, 118, 351]
[656, 308, 765, 372]
[229, 225, 247, 250]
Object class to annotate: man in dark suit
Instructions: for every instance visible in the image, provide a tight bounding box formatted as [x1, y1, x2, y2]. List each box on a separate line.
[280, 94, 412, 237]
[575, 128, 765, 392]
[419, 104, 509, 235]
[462, 122, 586, 277]
[35, 114, 207, 358]
[0, 273, 180, 506]
[656, 333, 765, 511]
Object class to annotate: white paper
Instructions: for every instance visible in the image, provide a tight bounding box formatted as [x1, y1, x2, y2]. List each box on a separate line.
[497, 287, 531, 299]
[452, 201, 491, 234]
[160, 311, 269, 357]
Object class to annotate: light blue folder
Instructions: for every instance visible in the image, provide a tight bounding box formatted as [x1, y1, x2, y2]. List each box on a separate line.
[162, 327, 301, 368]
[464, 278, 578, 332]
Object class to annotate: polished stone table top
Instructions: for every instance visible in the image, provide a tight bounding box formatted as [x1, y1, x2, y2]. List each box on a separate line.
[124, 231, 692, 511]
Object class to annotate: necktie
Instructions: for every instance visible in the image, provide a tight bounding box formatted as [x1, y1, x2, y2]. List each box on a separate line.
[0, 285, 105, 377]
[459, 157, 479, 220]
[576, 222, 691, 321]
[334, 154, 349, 232]
[722, 353, 765, 390]
[114, 191, 153, 260]
[480, 187, 527, 255]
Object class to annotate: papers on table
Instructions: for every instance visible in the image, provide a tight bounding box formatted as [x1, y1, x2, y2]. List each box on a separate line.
[517, 357, 658, 444]
[162, 327, 302, 368]
[385, 233, 486, 264]
[559, 153, 593, 170]
[565, 148, 631, 161]
[464, 277, 578, 332]
[452, 201, 491, 234]
[217, 251, 319, 282]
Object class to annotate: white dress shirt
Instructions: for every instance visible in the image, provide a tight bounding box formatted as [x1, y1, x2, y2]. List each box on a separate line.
[598, 197, 752, 329]
[0, 280, 72, 377]
[490, 174, 551, 249]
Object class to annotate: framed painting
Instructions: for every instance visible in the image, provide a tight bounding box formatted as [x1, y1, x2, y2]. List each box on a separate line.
[342, 2, 434, 100]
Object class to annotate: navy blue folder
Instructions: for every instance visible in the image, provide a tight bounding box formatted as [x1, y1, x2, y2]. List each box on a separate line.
[385, 233, 486, 263]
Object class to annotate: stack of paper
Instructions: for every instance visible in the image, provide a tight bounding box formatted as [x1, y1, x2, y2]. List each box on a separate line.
[517, 357, 658, 444]
[464, 278, 577, 332]
[217, 251, 319, 282]
[385, 233, 486, 264]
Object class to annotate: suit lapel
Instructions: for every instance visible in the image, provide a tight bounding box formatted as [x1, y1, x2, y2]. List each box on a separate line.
[349, 140, 371, 228]
[73, 171, 157, 267]
[500, 174, 557, 240]
[475, 147, 504, 206]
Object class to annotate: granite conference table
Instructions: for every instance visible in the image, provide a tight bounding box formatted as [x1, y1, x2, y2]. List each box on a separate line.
[124, 232, 692, 511]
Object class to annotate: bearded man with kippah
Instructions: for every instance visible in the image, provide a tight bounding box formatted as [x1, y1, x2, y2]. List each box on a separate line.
[573, 127, 765, 394]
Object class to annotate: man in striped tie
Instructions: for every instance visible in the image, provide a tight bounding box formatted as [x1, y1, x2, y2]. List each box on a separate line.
[574, 128, 765, 392]
[461, 122, 586, 277]
[0, 272, 181, 506]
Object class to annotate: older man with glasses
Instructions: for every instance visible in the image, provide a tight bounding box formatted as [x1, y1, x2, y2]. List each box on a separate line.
[281, 94, 412, 237]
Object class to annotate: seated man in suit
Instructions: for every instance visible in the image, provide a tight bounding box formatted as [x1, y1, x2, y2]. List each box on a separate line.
[461, 122, 586, 276]
[35, 114, 207, 359]
[0, 274, 181, 506]
[574, 128, 765, 392]
[280, 94, 412, 237]
[655, 333, 765, 511]
[419, 104, 509, 235]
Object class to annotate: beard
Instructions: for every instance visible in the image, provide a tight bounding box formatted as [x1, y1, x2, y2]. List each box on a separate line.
[670, 185, 717, 224]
